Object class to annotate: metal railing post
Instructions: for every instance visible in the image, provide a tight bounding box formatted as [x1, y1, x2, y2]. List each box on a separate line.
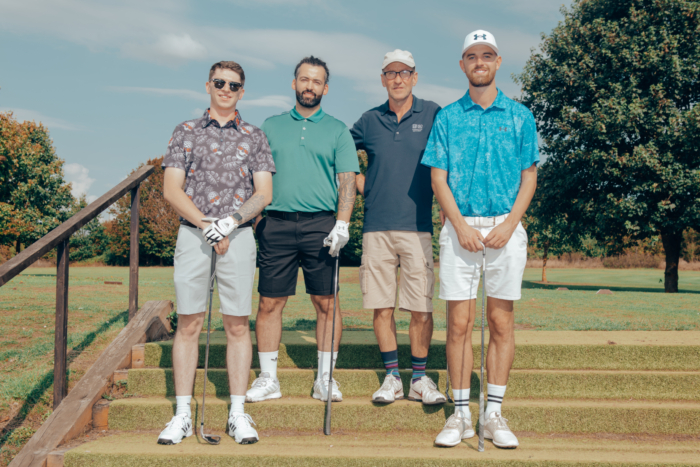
[53, 238, 69, 409]
[129, 184, 141, 321]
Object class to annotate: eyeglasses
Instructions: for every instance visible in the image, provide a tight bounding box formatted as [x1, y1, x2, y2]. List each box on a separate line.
[383, 70, 414, 81]
[211, 79, 243, 92]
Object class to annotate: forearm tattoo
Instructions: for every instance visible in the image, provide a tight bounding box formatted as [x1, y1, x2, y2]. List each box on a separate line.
[235, 193, 266, 224]
[337, 172, 357, 218]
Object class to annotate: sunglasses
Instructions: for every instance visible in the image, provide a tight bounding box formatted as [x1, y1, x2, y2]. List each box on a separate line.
[211, 79, 243, 92]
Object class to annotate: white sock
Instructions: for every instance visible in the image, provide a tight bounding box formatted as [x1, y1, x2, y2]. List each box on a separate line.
[486, 383, 506, 417]
[452, 388, 470, 418]
[230, 395, 246, 415]
[259, 351, 279, 379]
[175, 395, 192, 418]
[317, 350, 338, 377]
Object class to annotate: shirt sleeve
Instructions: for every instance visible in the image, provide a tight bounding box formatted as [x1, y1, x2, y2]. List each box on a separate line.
[421, 111, 449, 170]
[161, 125, 187, 171]
[250, 128, 276, 175]
[349, 115, 366, 151]
[520, 112, 540, 170]
[335, 127, 361, 174]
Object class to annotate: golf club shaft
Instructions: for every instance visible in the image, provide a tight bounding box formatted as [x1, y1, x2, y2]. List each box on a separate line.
[324, 254, 340, 435]
[478, 247, 486, 452]
[201, 250, 217, 440]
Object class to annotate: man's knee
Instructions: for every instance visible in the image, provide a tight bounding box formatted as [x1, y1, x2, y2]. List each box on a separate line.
[223, 316, 250, 339]
[373, 307, 394, 323]
[311, 294, 333, 314]
[176, 313, 204, 339]
[410, 311, 432, 325]
[258, 295, 286, 316]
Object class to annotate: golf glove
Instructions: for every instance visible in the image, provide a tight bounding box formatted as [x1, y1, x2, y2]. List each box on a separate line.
[324, 220, 349, 257]
[202, 216, 237, 246]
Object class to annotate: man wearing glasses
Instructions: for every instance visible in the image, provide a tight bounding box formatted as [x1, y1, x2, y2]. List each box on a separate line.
[159, 61, 276, 446]
[350, 50, 444, 406]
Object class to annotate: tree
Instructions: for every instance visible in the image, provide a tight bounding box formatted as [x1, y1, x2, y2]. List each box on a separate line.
[69, 195, 107, 261]
[341, 150, 367, 266]
[515, 0, 700, 292]
[105, 157, 180, 266]
[0, 112, 74, 252]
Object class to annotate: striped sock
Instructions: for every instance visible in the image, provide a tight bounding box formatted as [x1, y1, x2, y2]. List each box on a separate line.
[411, 355, 428, 383]
[486, 383, 507, 417]
[452, 388, 470, 418]
[380, 349, 400, 380]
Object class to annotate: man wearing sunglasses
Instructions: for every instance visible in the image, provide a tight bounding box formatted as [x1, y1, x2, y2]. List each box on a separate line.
[247, 56, 359, 404]
[349, 50, 444, 406]
[159, 60, 276, 446]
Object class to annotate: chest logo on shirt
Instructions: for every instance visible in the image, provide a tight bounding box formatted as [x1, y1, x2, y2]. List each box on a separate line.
[412, 124, 423, 132]
[498, 126, 510, 132]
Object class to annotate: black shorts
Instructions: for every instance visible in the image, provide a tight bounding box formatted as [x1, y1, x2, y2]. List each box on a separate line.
[256, 212, 338, 297]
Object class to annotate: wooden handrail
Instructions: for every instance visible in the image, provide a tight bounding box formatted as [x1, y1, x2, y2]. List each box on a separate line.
[0, 164, 154, 286]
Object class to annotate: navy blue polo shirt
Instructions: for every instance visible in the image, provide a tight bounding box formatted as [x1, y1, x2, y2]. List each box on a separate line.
[350, 96, 441, 233]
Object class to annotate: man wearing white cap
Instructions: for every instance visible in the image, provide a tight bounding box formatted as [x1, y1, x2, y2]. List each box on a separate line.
[350, 50, 444, 406]
[422, 31, 539, 448]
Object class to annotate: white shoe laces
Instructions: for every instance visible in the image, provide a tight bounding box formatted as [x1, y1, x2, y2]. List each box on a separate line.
[319, 373, 341, 392]
[443, 413, 467, 429]
[421, 376, 438, 390]
[489, 413, 511, 431]
[380, 375, 397, 391]
[230, 413, 256, 428]
[165, 414, 188, 429]
[251, 377, 270, 389]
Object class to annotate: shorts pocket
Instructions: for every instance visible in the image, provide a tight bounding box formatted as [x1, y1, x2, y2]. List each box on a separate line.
[359, 263, 368, 294]
[424, 262, 435, 298]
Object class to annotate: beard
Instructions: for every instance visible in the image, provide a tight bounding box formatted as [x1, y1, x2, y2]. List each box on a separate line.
[467, 67, 495, 87]
[296, 89, 323, 108]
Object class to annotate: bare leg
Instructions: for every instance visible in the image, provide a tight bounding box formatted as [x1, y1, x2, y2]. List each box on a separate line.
[223, 315, 253, 396]
[255, 295, 288, 352]
[408, 311, 433, 358]
[312, 294, 342, 351]
[373, 307, 397, 352]
[446, 299, 476, 389]
[173, 313, 205, 396]
[485, 297, 515, 385]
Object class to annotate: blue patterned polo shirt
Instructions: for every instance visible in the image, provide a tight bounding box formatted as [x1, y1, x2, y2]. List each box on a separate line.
[421, 89, 539, 217]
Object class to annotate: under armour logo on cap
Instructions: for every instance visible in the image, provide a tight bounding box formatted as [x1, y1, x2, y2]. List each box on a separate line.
[463, 29, 499, 56]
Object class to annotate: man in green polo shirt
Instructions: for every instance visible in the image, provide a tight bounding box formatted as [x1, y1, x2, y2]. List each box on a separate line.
[246, 56, 359, 404]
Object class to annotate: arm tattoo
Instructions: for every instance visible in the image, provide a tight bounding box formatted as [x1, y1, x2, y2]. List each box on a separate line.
[337, 172, 357, 219]
[235, 193, 266, 223]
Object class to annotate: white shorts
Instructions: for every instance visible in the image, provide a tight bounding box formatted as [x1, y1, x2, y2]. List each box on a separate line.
[173, 225, 256, 316]
[438, 215, 528, 301]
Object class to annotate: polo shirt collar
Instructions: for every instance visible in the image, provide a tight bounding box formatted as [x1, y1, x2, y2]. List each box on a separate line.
[201, 108, 241, 129]
[459, 88, 506, 112]
[290, 106, 325, 123]
[380, 95, 424, 116]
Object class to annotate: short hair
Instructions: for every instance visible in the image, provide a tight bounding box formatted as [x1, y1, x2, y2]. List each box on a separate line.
[209, 61, 245, 86]
[294, 56, 330, 84]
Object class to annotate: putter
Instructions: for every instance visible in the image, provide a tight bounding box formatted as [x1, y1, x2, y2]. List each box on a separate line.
[200, 248, 221, 445]
[324, 252, 340, 435]
[444, 301, 453, 402]
[478, 245, 486, 452]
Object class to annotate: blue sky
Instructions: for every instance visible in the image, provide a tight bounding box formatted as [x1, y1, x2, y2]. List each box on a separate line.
[0, 0, 569, 202]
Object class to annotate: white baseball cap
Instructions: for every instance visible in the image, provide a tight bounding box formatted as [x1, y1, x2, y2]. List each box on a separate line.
[462, 30, 499, 56]
[382, 49, 415, 70]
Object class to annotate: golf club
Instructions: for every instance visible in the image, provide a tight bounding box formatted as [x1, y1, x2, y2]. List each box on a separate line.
[478, 244, 486, 452]
[200, 248, 221, 445]
[324, 251, 340, 435]
[444, 301, 452, 402]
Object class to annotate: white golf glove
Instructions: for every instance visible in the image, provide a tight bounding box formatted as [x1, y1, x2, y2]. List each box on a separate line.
[323, 220, 350, 257]
[202, 216, 237, 246]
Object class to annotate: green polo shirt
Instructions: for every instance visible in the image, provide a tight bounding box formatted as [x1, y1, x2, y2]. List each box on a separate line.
[261, 107, 360, 213]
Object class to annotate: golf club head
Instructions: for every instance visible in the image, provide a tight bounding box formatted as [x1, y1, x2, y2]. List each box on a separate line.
[200, 425, 221, 445]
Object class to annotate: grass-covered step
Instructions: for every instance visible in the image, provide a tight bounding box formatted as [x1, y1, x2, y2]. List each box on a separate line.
[108, 396, 700, 435]
[63, 431, 700, 467]
[128, 368, 700, 401]
[144, 330, 700, 371]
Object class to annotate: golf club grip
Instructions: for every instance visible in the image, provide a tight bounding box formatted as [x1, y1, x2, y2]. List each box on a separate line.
[324, 255, 340, 435]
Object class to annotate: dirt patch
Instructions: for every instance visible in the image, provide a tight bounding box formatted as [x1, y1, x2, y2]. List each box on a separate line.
[515, 431, 700, 443]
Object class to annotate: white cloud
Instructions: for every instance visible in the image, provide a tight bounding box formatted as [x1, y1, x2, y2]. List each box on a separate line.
[0, 107, 82, 131]
[64, 163, 96, 198]
[122, 33, 208, 65]
[110, 86, 209, 102]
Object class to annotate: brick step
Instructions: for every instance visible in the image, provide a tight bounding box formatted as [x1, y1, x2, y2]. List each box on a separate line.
[127, 368, 700, 401]
[108, 396, 700, 435]
[62, 431, 700, 467]
[143, 331, 700, 371]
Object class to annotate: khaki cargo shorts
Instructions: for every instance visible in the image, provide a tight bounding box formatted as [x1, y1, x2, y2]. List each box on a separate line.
[359, 231, 434, 312]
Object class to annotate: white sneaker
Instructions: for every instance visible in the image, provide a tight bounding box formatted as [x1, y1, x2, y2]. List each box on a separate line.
[372, 374, 404, 404]
[228, 412, 259, 445]
[408, 376, 447, 405]
[157, 413, 192, 445]
[245, 372, 282, 402]
[312, 372, 343, 402]
[482, 411, 519, 448]
[434, 413, 475, 447]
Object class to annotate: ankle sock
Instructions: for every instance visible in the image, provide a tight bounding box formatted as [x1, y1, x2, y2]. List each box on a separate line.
[486, 383, 506, 417]
[175, 395, 192, 418]
[411, 354, 428, 383]
[318, 350, 338, 377]
[452, 388, 470, 418]
[230, 395, 245, 416]
[258, 351, 279, 379]
[380, 349, 400, 380]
